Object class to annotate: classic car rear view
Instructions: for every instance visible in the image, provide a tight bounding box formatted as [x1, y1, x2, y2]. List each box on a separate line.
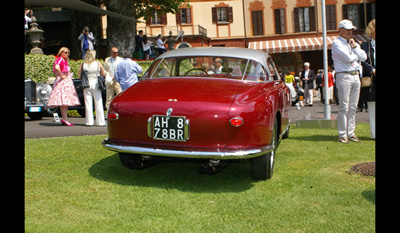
[102, 47, 290, 180]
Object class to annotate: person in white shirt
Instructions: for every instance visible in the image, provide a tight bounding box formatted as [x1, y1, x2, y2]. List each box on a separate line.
[213, 58, 224, 74]
[331, 19, 367, 143]
[142, 35, 152, 60]
[104, 47, 123, 111]
[25, 9, 33, 33]
[157, 34, 167, 55]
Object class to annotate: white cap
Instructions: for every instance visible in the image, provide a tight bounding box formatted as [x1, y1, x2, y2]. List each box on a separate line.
[338, 19, 357, 30]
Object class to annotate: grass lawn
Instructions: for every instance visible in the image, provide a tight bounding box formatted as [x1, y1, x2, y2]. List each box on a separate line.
[25, 123, 375, 232]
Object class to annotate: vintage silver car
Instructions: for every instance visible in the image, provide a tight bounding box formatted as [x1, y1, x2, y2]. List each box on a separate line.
[24, 78, 54, 120]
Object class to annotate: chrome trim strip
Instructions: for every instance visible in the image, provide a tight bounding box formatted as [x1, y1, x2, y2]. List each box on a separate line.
[279, 119, 290, 139]
[102, 138, 274, 160]
[184, 119, 190, 140]
[147, 117, 152, 138]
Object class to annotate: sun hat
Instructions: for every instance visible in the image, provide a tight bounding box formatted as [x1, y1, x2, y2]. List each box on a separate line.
[338, 19, 357, 30]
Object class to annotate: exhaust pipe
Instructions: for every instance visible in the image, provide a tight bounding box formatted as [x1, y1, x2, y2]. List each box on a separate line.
[127, 155, 157, 170]
[198, 160, 227, 175]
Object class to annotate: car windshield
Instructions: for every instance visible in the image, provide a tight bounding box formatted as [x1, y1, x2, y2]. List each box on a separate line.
[146, 56, 269, 82]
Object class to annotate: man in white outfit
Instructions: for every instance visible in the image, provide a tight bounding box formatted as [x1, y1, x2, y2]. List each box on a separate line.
[331, 20, 367, 143]
[104, 47, 123, 111]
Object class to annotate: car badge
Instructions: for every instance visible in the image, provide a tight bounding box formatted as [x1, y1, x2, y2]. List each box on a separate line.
[166, 108, 173, 118]
[168, 99, 178, 102]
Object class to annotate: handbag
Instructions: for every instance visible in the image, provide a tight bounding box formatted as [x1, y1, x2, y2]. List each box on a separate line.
[79, 63, 90, 89]
[97, 61, 106, 90]
[361, 40, 374, 87]
[361, 40, 375, 88]
[361, 75, 373, 88]
[97, 75, 106, 90]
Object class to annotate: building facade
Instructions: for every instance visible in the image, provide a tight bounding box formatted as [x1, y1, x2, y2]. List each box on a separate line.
[137, 0, 375, 73]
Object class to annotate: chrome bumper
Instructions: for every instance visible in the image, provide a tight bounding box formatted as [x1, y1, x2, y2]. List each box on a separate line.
[101, 138, 274, 160]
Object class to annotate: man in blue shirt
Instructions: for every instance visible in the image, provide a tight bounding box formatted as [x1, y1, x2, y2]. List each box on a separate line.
[115, 50, 143, 91]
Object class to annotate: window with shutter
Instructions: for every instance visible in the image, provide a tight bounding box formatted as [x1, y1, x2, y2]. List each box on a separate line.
[326, 5, 336, 30]
[342, 4, 366, 29]
[274, 9, 286, 34]
[177, 7, 192, 24]
[151, 11, 162, 24]
[294, 7, 315, 32]
[149, 10, 167, 25]
[366, 3, 375, 24]
[252, 11, 263, 36]
[212, 6, 233, 24]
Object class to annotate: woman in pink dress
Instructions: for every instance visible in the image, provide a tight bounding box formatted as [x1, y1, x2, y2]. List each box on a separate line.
[47, 47, 80, 126]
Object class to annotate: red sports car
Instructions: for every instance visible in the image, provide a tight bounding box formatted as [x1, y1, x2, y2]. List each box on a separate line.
[102, 47, 291, 180]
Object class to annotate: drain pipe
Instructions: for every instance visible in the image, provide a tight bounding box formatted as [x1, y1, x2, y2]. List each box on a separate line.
[242, 0, 248, 48]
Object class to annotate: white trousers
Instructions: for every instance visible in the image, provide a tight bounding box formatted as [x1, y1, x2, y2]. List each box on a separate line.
[324, 86, 333, 100]
[304, 85, 313, 105]
[84, 79, 105, 126]
[367, 101, 375, 139]
[336, 73, 360, 139]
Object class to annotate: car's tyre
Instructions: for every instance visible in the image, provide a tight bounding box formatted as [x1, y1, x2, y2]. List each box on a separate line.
[250, 118, 278, 180]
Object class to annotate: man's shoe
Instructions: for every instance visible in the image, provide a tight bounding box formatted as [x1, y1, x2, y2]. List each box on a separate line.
[348, 135, 361, 142]
[339, 137, 348, 144]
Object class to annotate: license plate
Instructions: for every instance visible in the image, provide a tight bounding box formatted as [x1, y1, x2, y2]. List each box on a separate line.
[29, 107, 41, 112]
[152, 115, 189, 141]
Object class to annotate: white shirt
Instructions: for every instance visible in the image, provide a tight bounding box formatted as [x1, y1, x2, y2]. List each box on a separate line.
[142, 41, 151, 51]
[25, 16, 32, 30]
[331, 36, 367, 73]
[215, 66, 223, 74]
[157, 38, 165, 49]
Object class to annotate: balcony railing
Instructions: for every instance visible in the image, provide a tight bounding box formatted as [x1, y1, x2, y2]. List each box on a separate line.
[137, 24, 207, 38]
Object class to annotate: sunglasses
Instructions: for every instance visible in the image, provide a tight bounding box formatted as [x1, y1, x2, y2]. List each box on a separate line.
[63, 51, 70, 54]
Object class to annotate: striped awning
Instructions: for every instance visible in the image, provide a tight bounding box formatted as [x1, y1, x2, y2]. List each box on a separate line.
[248, 34, 370, 54]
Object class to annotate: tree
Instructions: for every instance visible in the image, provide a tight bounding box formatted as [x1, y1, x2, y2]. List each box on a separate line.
[103, 0, 188, 55]
[103, 0, 136, 54]
[129, 0, 188, 20]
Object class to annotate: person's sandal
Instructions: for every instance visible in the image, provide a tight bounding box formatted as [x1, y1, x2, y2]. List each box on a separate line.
[348, 135, 361, 142]
[339, 137, 348, 143]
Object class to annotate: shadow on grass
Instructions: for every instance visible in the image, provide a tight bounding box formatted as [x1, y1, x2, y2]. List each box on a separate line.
[362, 189, 375, 204]
[89, 153, 255, 193]
[289, 134, 375, 142]
[289, 134, 338, 142]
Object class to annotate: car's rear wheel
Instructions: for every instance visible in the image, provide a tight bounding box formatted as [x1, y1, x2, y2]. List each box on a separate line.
[250, 118, 278, 180]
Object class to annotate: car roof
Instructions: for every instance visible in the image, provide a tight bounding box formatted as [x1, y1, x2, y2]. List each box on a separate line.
[157, 47, 270, 67]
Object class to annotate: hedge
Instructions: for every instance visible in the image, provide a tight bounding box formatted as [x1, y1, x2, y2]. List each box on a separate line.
[25, 53, 153, 83]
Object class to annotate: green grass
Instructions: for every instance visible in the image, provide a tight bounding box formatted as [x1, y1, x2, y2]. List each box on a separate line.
[25, 123, 375, 232]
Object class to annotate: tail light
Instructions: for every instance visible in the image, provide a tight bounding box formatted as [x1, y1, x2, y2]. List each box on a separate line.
[230, 117, 244, 127]
[108, 112, 119, 120]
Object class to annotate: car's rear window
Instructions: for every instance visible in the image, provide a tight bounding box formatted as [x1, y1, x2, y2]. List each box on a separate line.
[145, 56, 269, 82]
